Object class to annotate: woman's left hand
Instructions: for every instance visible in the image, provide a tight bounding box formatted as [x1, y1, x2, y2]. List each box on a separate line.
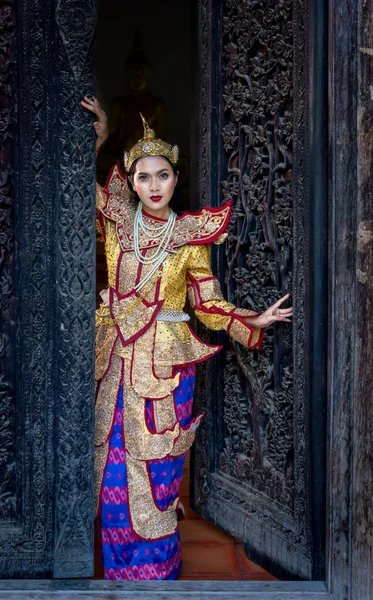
[81, 95, 108, 149]
[245, 293, 293, 329]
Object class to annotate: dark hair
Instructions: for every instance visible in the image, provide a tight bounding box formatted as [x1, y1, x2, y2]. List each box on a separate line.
[127, 156, 183, 214]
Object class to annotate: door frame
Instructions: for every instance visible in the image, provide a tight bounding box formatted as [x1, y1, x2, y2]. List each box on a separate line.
[0, 0, 372, 595]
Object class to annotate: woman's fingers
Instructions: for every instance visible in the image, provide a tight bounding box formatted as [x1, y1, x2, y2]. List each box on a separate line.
[81, 99, 96, 112]
[270, 311, 293, 324]
[278, 308, 293, 315]
[273, 293, 291, 309]
[81, 96, 107, 119]
[82, 95, 94, 106]
[266, 294, 292, 308]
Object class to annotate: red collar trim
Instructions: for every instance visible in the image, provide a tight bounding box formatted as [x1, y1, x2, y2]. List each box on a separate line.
[100, 163, 232, 251]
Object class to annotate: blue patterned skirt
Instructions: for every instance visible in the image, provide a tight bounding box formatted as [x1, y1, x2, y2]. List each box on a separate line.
[100, 365, 196, 580]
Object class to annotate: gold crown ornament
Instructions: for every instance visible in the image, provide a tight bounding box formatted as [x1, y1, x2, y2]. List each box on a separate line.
[124, 114, 179, 172]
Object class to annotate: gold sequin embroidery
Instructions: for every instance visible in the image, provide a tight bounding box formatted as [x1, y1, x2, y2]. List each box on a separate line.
[170, 415, 204, 456]
[126, 453, 178, 539]
[186, 246, 262, 346]
[95, 325, 118, 383]
[110, 289, 162, 347]
[104, 219, 121, 289]
[123, 357, 180, 461]
[96, 183, 106, 211]
[117, 251, 140, 296]
[228, 319, 251, 347]
[195, 278, 224, 303]
[193, 305, 232, 331]
[233, 308, 260, 317]
[131, 323, 180, 400]
[153, 321, 221, 377]
[153, 393, 176, 433]
[95, 353, 123, 446]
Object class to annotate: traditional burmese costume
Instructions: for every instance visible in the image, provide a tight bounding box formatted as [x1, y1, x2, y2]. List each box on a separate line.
[94, 119, 263, 580]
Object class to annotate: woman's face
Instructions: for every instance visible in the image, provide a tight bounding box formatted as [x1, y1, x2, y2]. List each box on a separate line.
[131, 156, 178, 217]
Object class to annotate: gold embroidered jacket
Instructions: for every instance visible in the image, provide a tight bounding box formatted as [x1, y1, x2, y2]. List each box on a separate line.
[95, 163, 263, 378]
[94, 165, 263, 532]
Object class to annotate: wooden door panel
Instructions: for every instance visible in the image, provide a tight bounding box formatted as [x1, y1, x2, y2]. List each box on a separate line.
[191, 0, 327, 581]
[53, 0, 97, 578]
[0, 0, 56, 576]
[0, 0, 17, 530]
[0, 0, 96, 578]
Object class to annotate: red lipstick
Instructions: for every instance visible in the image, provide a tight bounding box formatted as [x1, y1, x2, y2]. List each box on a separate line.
[150, 195, 162, 202]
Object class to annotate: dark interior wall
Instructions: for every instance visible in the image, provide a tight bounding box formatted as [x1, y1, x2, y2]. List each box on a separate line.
[96, 0, 191, 157]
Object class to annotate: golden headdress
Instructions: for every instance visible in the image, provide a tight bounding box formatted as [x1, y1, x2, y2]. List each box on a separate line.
[124, 114, 179, 172]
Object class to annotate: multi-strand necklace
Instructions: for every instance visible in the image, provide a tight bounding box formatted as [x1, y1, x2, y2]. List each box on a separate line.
[133, 202, 176, 292]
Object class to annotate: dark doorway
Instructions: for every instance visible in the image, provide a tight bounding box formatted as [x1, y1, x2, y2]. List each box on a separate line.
[95, 0, 192, 197]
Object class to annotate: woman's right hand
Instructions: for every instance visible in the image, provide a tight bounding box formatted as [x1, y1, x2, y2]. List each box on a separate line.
[81, 95, 109, 150]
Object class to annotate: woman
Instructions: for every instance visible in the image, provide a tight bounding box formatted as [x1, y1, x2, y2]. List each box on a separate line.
[82, 96, 293, 581]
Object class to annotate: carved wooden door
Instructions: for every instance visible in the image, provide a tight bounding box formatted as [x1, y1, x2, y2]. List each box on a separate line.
[191, 0, 327, 581]
[0, 0, 97, 578]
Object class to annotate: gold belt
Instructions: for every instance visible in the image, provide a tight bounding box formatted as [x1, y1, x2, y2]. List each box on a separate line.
[96, 304, 190, 326]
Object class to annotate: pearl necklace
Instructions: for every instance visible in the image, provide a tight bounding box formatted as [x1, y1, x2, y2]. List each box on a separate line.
[137, 206, 174, 236]
[133, 202, 176, 292]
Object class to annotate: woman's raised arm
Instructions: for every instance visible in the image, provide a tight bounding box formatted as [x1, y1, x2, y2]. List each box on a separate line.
[187, 244, 293, 350]
[81, 95, 109, 151]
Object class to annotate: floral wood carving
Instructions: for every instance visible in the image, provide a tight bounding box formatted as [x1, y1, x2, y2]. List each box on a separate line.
[221, 0, 295, 504]
[0, 0, 61, 574]
[0, 0, 96, 577]
[193, 0, 312, 578]
[0, 0, 58, 575]
[0, 0, 16, 523]
[53, 0, 96, 578]
[56, 0, 96, 84]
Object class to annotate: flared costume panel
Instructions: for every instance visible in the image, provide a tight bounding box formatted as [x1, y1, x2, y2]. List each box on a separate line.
[100, 365, 195, 580]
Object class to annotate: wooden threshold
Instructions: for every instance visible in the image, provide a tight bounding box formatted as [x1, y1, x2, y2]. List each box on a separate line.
[0, 580, 330, 599]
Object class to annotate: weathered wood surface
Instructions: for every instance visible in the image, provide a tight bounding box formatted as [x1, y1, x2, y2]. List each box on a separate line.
[0, 593, 331, 600]
[328, 0, 373, 599]
[351, 0, 373, 596]
[0, 580, 330, 599]
[327, 0, 358, 596]
[328, 0, 356, 596]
